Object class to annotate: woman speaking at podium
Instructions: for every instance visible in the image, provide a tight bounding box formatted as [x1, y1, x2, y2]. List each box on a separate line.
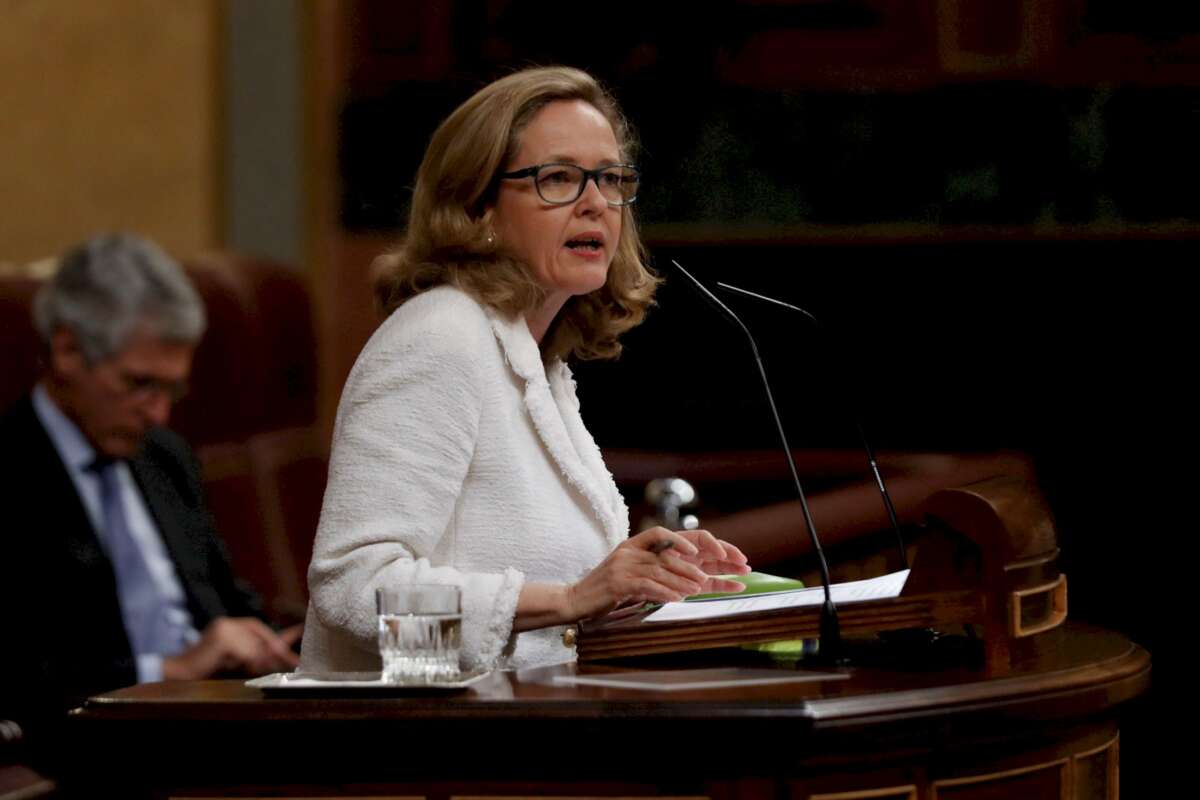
[300, 67, 749, 672]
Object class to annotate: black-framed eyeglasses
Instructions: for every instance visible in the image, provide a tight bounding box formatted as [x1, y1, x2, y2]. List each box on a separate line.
[499, 163, 640, 206]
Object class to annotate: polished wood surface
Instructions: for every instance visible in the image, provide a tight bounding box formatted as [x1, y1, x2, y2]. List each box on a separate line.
[578, 476, 1067, 672]
[68, 623, 1147, 798]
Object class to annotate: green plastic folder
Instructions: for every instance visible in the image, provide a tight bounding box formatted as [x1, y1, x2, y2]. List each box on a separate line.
[685, 571, 805, 601]
[686, 572, 814, 660]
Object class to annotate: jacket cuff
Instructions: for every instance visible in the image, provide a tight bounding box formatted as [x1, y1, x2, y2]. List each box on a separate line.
[462, 567, 524, 670]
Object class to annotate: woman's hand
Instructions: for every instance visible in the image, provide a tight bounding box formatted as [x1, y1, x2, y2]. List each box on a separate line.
[514, 528, 751, 631]
[563, 527, 751, 622]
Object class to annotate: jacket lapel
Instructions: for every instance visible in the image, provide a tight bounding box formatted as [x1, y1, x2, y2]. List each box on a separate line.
[484, 309, 628, 551]
[128, 450, 216, 621]
[18, 397, 129, 649]
[19, 397, 114, 577]
[545, 359, 629, 551]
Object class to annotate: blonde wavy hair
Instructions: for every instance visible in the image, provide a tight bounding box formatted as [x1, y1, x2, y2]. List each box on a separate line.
[373, 66, 659, 362]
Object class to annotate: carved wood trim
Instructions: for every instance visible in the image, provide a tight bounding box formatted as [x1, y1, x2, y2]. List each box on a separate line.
[931, 757, 1068, 798]
[1073, 733, 1120, 800]
[1004, 548, 1060, 571]
[1010, 574, 1069, 638]
[808, 785, 918, 800]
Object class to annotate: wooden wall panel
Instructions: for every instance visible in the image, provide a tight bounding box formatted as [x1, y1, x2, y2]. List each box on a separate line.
[0, 0, 220, 264]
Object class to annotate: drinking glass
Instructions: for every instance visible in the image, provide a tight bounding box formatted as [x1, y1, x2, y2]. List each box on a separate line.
[376, 584, 462, 683]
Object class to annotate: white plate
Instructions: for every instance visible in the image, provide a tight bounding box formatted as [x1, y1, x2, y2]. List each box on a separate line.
[247, 669, 493, 694]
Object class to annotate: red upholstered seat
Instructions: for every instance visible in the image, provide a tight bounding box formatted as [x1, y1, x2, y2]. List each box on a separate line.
[0, 254, 326, 625]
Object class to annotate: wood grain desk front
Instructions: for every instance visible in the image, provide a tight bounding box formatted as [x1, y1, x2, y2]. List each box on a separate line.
[68, 622, 1148, 799]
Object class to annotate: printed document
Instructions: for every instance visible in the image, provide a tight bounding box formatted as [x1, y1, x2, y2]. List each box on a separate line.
[644, 569, 910, 623]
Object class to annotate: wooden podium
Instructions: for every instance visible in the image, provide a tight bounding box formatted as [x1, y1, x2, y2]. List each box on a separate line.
[69, 623, 1147, 799]
[574, 476, 1069, 673]
[66, 477, 1149, 798]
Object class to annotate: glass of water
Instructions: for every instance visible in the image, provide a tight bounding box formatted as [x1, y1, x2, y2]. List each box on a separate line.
[376, 584, 462, 684]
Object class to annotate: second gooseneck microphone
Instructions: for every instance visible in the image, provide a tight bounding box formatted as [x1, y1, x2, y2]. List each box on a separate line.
[669, 259, 841, 659]
[715, 281, 909, 571]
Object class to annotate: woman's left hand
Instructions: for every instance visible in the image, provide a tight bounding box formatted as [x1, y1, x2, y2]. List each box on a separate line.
[664, 527, 752, 593]
[515, 527, 752, 631]
[565, 526, 752, 621]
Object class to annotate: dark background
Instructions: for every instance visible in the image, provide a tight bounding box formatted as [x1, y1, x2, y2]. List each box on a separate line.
[336, 0, 1196, 785]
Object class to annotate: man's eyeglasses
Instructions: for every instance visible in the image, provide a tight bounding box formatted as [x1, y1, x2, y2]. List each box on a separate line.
[499, 163, 640, 206]
[113, 369, 189, 403]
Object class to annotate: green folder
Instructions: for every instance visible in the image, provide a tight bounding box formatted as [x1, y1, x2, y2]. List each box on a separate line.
[686, 572, 815, 661]
[685, 571, 805, 601]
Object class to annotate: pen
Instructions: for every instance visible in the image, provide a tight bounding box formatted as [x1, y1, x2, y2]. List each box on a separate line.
[606, 599, 659, 620]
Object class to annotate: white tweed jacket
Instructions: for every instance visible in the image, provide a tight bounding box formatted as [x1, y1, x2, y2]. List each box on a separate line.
[300, 286, 629, 672]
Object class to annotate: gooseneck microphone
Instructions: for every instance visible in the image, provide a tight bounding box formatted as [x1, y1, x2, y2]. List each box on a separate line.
[669, 260, 841, 658]
[714, 281, 909, 570]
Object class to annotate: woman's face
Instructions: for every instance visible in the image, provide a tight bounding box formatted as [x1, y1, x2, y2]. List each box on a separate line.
[492, 99, 623, 312]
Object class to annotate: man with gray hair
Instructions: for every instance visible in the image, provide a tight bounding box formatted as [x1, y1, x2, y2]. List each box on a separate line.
[0, 233, 300, 753]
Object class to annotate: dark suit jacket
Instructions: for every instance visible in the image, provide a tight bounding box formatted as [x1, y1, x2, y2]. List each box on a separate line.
[0, 395, 262, 738]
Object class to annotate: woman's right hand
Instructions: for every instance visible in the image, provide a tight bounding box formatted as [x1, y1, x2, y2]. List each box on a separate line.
[563, 527, 750, 622]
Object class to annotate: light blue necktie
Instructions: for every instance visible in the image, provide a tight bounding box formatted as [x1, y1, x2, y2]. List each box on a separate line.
[90, 460, 186, 657]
